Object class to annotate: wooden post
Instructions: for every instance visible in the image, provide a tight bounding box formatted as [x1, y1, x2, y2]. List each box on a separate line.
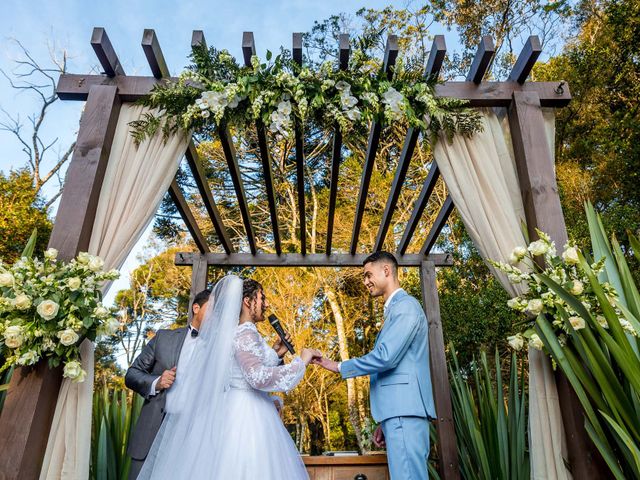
[188, 254, 208, 322]
[420, 261, 459, 480]
[0, 84, 121, 479]
[508, 91, 608, 478]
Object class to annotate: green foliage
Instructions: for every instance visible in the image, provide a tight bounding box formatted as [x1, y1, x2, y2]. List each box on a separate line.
[0, 169, 52, 264]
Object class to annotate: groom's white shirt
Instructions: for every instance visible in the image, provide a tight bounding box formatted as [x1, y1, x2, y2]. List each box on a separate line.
[149, 325, 199, 396]
[338, 287, 403, 373]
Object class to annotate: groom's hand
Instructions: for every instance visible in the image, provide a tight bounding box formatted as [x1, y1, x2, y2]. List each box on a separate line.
[156, 367, 177, 391]
[373, 425, 386, 448]
[312, 356, 340, 373]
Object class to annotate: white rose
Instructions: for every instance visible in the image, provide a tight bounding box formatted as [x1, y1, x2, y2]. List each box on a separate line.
[44, 248, 58, 260]
[57, 328, 79, 346]
[507, 298, 520, 309]
[509, 246, 527, 264]
[37, 300, 59, 320]
[88, 256, 104, 272]
[528, 240, 549, 256]
[17, 350, 39, 366]
[3, 325, 24, 348]
[67, 277, 82, 291]
[569, 280, 584, 295]
[507, 334, 525, 351]
[94, 305, 109, 318]
[77, 252, 91, 264]
[98, 317, 120, 337]
[529, 333, 544, 350]
[0, 272, 14, 287]
[526, 299, 544, 315]
[569, 316, 586, 330]
[13, 294, 32, 310]
[562, 246, 579, 265]
[63, 360, 87, 383]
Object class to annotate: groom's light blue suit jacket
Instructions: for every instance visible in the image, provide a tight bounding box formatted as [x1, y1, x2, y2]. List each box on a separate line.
[340, 289, 436, 422]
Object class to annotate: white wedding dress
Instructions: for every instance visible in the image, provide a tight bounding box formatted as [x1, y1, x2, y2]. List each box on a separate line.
[137, 275, 309, 480]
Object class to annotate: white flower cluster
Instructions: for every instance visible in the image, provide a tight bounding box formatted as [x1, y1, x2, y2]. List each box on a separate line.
[335, 81, 361, 122]
[196, 86, 244, 123]
[269, 99, 293, 138]
[382, 87, 405, 121]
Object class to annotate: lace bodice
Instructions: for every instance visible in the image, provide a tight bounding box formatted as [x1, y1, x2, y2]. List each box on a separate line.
[230, 323, 305, 392]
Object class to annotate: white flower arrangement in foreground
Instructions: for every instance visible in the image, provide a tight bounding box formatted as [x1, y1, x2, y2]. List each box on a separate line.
[0, 248, 120, 382]
[491, 229, 639, 354]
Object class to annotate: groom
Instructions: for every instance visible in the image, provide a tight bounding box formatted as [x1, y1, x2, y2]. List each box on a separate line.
[124, 288, 211, 480]
[315, 251, 436, 479]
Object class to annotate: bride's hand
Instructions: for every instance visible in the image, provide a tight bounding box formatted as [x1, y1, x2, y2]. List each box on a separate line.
[300, 348, 322, 365]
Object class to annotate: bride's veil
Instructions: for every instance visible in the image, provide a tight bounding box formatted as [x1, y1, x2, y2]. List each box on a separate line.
[137, 274, 243, 479]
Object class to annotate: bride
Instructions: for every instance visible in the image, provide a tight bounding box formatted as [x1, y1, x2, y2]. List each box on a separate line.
[138, 275, 320, 479]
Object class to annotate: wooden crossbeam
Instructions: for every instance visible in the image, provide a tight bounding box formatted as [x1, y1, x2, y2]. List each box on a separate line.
[509, 35, 542, 84]
[91, 27, 125, 77]
[292, 32, 307, 254]
[397, 164, 440, 255]
[218, 123, 257, 254]
[168, 180, 209, 253]
[467, 36, 495, 84]
[374, 36, 447, 252]
[56, 74, 571, 107]
[142, 29, 169, 78]
[326, 33, 350, 255]
[420, 196, 454, 255]
[175, 252, 453, 268]
[350, 35, 399, 255]
[243, 32, 281, 255]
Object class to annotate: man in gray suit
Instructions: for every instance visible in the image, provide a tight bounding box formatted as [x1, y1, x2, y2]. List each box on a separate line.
[125, 289, 211, 480]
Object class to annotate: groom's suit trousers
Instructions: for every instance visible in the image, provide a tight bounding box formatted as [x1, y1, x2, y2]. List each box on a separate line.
[382, 416, 430, 480]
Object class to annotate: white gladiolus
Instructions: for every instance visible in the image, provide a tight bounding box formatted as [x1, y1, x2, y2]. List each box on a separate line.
[3, 325, 24, 348]
[529, 333, 544, 350]
[57, 328, 79, 346]
[596, 315, 609, 328]
[511, 246, 527, 261]
[0, 272, 14, 287]
[562, 246, 579, 265]
[63, 360, 86, 383]
[67, 277, 82, 291]
[526, 299, 544, 315]
[13, 294, 32, 310]
[570, 280, 584, 295]
[37, 300, 59, 320]
[528, 240, 549, 256]
[17, 350, 39, 366]
[44, 248, 58, 260]
[507, 334, 525, 351]
[569, 316, 586, 330]
[335, 80, 351, 92]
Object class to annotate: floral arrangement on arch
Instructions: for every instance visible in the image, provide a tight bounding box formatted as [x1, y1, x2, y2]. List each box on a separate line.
[491, 229, 639, 353]
[129, 44, 483, 144]
[0, 238, 120, 382]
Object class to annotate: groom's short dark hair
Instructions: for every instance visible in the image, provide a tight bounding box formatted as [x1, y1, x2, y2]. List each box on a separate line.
[363, 251, 398, 275]
[193, 289, 211, 308]
[243, 279, 263, 301]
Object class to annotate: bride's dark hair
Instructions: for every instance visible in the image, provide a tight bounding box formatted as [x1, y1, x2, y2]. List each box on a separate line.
[243, 279, 263, 301]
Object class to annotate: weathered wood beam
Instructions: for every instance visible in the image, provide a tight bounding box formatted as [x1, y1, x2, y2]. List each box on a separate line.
[175, 252, 453, 268]
[509, 35, 542, 84]
[192, 30, 207, 49]
[467, 36, 495, 84]
[218, 124, 257, 254]
[397, 164, 440, 256]
[142, 29, 170, 78]
[420, 261, 460, 480]
[420, 196, 454, 255]
[350, 35, 399, 255]
[187, 253, 208, 322]
[292, 32, 307, 254]
[185, 142, 234, 254]
[508, 91, 608, 477]
[56, 74, 572, 107]
[326, 33, 350, 255]
[242, 32, 281, 254]
[168, 180, 209, 253]
[374, 36, 447, 252]
[91, 27, 125, 77]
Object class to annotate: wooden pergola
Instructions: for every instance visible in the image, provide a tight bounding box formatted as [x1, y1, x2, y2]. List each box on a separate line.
[0, 27, 606, 479]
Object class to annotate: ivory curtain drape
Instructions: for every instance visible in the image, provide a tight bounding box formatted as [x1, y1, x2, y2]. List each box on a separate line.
[40, 104, 189, 479]
[432, 108, 570, 479]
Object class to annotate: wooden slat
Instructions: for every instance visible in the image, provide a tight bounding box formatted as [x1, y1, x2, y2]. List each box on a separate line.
[187, 253, 208, 322]
[508, 91, 608, 478]
[168, 179, 209, 253]
[192, 30, 207, 49]
[91, 27, 125, 77]
[56, 74, 572, 107]
[374, 36, 447, 252]
[176, 252, 453, 268]
[397, 164, 440, 255]
[350, 35, 399, 255]
[509, 35, 542, 84]
[185, 143, 234, 253]
[420, 261, 460, 480]
[218, 124, 257, 254]
[466, 36, 495, 84]
[326, 33, 350, 255]
[242, 32, 281, 254]
[420, 196, 454, 255]
[293, 32, 307, 254]
[142, 29, 169, 78]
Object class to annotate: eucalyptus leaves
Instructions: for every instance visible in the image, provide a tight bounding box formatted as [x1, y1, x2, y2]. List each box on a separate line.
[130, 44, 482, 144]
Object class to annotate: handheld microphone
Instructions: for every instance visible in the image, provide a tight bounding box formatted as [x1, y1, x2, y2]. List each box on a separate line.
[268, 314, 295, 355]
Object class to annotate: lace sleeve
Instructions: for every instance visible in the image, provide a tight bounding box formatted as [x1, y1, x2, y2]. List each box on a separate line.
[233, 325, 305, 392]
